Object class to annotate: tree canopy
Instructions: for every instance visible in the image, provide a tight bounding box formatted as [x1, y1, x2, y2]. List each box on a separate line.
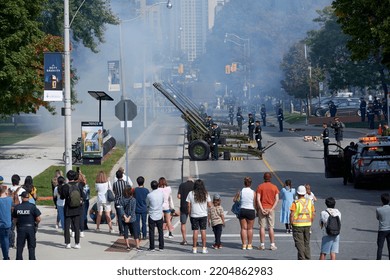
[0, 0, 117, 117]
[332, 0, 390, 94]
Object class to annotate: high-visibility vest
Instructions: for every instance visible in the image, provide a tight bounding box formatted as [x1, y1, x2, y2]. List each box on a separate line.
[291, 198, 313, 227]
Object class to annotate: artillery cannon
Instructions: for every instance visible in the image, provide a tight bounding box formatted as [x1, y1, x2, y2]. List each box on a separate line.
[153, 82, 275, 161]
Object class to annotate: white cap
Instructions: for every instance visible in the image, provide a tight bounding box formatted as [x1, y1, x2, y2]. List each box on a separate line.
[297, 185, 306, 195]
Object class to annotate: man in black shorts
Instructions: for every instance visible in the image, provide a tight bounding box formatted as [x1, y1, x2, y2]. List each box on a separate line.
[177, 177, 194, 245]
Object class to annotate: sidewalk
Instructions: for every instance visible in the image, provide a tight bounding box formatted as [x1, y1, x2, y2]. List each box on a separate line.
[3, 115, 188, 260]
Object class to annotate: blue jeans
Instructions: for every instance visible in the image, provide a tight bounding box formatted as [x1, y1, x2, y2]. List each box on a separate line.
[57, 206, 65, 230]
[377, 230, 390, 260]
[0, 227, 11, 260]
[136, 212, 147, 238]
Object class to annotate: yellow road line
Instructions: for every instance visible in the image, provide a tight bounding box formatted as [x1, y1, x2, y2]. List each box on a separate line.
[262, 156, 284, 187]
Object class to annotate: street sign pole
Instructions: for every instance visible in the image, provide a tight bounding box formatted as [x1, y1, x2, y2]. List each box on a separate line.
[124, 100, 129, 183]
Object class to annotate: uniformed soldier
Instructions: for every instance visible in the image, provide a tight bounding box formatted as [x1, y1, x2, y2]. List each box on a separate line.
[330, 117, 344, 148]
[367, 102, 375, 129]
[343, 142, 357, 185]
[248, 113, 255, 140]
[210, 123, 221, 160]
[373, 96, 382, 122]
[360, 97, 367, 122]
[329, 101, 337, 117]
[236, 108, 244, 132]
[12, 191, 41, 260]
[205, 116, 213, 129]
[322, 123, 330, 158]
[254, 120, 263, 150]
[277, 107, 284, 132]
[260, 104, 267, 126]
[228, 106, 234, 125]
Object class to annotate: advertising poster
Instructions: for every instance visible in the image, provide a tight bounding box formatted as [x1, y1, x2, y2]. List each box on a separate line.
[43, 52, 63, 101]
[81, 121, 104, 158]
[108, 60, 120, 92]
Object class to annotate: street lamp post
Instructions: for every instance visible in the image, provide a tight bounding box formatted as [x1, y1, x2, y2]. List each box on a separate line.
[64, 0, 72, 173]
[225, 33, 251, 100]
[118, 0, 172, 174]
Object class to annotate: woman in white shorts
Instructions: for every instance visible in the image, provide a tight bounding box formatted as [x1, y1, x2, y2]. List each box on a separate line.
[95, 170, 115, 233]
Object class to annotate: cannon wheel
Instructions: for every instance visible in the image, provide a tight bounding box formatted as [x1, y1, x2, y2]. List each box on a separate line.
[188, 140, 210, 161]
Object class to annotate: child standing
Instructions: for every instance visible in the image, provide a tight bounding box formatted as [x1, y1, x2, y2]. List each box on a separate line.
[304, 184, 317, 234]
[305, 184, 317, 203]
[208, 194, 225, 249]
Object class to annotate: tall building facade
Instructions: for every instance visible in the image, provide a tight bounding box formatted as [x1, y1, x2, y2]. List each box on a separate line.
[178, 0, 209, 62]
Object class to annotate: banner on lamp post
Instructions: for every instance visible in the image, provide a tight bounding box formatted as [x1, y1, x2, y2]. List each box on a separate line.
[43, 52, 63, 101]
[108, 60, 120, 92]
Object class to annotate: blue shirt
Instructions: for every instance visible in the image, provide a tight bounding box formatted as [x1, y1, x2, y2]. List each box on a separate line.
[146, 189, 164, 221]
[0, 196, 12, 228]
[135, 187, 149, 213]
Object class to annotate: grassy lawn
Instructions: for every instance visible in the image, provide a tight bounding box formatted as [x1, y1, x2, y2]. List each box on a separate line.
[284, 113, 306, 124]
[0, 123, 39, 146]
[35, 146, 125, 206]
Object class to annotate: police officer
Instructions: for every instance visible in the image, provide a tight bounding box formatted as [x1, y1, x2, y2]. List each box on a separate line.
[236, 108, 244, 132]
[360, 97, 367, 122]
[12, 191, 41, 260]
[248, 113, 255, 140]
[277, 106, 284, 132]
[322, 123, 330, 158]
[260, 104, 267, 126]
[210, 123, 221, 160]
[254, 120, 263, 150]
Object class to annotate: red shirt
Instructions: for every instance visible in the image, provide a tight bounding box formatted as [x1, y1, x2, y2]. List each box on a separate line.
[256, 182, 279, 209]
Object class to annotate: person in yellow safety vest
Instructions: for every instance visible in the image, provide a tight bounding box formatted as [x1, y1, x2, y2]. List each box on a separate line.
[289, 185, 315, 260]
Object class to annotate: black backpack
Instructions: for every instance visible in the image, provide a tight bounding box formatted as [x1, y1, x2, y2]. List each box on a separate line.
[325, 210, 341, 236]
[68, 183, 82, 208]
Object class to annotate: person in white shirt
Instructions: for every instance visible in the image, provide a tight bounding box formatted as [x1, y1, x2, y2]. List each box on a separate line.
[319, 197, 341, 260]
[113, 167, 133, 187]
[186, 179, 212, 254]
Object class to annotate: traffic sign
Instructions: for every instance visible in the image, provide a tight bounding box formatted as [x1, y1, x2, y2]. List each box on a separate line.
[115, 99, 137, 121]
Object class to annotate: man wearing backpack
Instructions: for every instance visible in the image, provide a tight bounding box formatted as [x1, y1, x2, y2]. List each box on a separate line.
[319, 197, 341, 260]
[60, 170, 85, 249]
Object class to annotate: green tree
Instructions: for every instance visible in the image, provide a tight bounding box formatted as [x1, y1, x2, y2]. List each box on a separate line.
[0, 0, 117, 117]
[307, 6, 384, 93]
[332, 0, 390, 94]
[40, 0, 118, 53]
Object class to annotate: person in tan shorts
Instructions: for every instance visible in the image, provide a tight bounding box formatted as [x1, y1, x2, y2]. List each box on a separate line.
[256, 172, 279, 250]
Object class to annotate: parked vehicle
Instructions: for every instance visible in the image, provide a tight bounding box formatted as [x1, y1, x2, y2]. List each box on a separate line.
[313, 97, 361, 117]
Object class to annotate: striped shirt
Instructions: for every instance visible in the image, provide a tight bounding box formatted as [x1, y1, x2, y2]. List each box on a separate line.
[113, 179, 128, 203]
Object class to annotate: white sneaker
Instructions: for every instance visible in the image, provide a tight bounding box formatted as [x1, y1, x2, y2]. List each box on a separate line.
[202, 247, 208, 254]
[65, 244, 71, 249]
[74, 243, 81, 249]
[109, 229, 116, 234]
[80, 232, 85, 238]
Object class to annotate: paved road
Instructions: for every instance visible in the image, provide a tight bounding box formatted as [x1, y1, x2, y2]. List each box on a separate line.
[3, 111, 388, 261]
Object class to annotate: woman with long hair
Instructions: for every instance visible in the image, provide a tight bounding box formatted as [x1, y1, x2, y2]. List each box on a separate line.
[95, 171, 114, 233]
[23, 176, 37, 204]
[186, 179, 211, 254]
[234, 177, 256, 250]
[158, 177, 174, 238]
